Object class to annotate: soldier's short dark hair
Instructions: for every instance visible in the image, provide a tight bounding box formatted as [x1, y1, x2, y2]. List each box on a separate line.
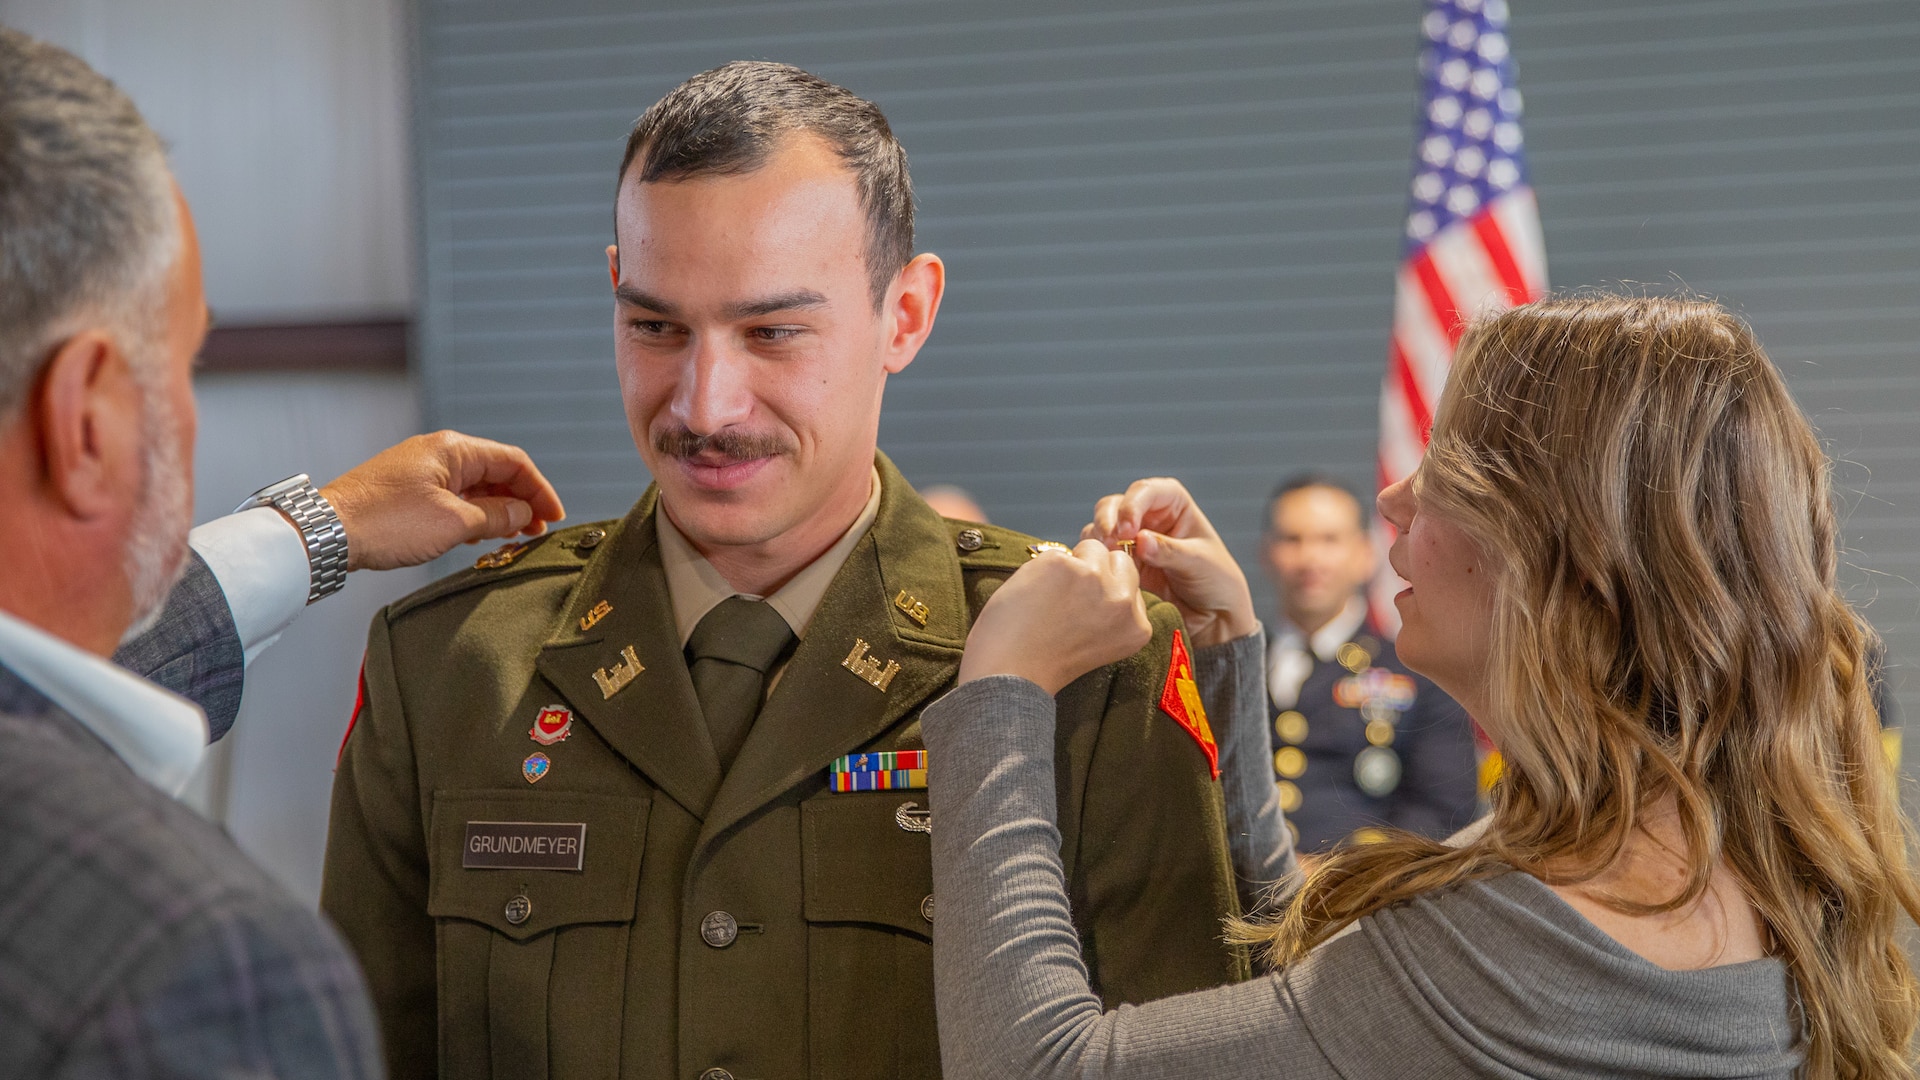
[619, 61, 914, 309]
[1263, 473, 1368, 535]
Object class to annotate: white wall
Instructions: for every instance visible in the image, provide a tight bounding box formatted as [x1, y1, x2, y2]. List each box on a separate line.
[2, 0, 423, 904]
[0, 0, 413, 322]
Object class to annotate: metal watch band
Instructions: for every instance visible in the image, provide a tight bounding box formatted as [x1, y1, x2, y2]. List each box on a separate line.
[272, 482, 350, 605]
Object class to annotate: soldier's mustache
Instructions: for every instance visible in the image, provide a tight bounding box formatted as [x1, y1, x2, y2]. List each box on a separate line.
[653, 427, 794, 463]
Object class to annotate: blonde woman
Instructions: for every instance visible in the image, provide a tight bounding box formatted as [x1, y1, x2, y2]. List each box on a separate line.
[922, 294, 1919, 1078]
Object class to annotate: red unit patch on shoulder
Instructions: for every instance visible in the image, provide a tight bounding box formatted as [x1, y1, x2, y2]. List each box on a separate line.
[336, 658, 367, 770]
[1159, 629, 1219, 779]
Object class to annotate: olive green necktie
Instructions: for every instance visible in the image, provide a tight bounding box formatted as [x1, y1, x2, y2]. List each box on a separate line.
[685, 596, 798, 771]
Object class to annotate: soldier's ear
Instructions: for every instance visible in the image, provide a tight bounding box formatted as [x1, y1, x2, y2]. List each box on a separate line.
[606, 245, 620, 290]
[881, 252, 945, 374]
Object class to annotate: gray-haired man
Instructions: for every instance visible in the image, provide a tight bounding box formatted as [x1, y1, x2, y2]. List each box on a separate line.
[0, 26, 568, 1078]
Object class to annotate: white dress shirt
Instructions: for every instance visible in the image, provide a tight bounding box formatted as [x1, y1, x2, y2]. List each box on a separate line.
[0, 509, 311, 798]
[1266, 594, 1370, 711]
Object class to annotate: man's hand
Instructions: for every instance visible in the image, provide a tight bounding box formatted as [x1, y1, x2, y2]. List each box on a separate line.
[1081, 477, 1257, 648]
[319, 431, 566, 572]
[958, 540, 1151, 696]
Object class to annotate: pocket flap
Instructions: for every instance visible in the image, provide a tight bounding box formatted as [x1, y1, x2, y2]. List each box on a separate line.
[801, 795, 934, 939]
[428, 789, 649, 941]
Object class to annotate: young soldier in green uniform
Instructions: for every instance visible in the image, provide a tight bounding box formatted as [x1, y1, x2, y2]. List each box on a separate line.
[321, 62, 1248, 1080]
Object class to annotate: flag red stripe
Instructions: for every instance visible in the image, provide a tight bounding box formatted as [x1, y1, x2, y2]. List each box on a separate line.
[1471, 211, 1532, 306]
[1410, 247, 1465, 345]
[1389, 338, 1434, 447]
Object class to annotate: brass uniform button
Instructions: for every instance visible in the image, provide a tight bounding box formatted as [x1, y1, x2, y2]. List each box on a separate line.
[699, 1069, 736, 1080]
[503, 894, 532, 926]
[1274, 746, 1307, 779]
[1277, 780, 1302, 813]
[956, 528, 985, 552]
[575, 527, 606, 552]
[920, 894, 936, 923]
[1336, 642, 1372, 674]
[1365, 720, 1396, 747]
[1275, 710, 1308, 744]
[700, 910, 738, 948]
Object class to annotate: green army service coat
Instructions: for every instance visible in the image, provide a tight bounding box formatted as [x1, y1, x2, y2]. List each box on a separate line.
[321, 454, 1248, 1080]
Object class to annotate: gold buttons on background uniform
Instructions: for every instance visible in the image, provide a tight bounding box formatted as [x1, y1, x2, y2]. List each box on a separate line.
[921, 895, 936, 923]
[1336, 642, 1372, 674]
[1274, 746, 1307, 779]
[1275, 710, 1308, 744]
[1365, 720, 1396, 747]
[699, 1069, 735, 1080]
[1277, 780, 1302, 813]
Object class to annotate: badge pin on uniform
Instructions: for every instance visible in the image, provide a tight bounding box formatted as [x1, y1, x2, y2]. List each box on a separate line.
[841, 638, 901, 692]
[593, 644, 645, 699]
[892, 590, 930, 627]
[579, 599, 613, 632]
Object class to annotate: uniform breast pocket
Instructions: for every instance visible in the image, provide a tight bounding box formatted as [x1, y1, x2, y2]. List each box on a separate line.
[800, 795, 939, 1080]
[427, 790, 650, 1080]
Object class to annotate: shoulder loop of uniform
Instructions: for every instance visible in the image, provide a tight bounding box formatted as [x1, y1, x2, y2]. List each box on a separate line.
[385, 520, 617, 621]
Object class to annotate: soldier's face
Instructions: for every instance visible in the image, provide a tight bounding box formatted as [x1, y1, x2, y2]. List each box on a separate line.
[608, 134, 942, 555]
[1263, 487, 1375, 628]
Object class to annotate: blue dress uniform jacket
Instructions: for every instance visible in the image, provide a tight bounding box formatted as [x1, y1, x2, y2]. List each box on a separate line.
[1270, 633, 1480, 852]
[321, 454, 1248, 1080]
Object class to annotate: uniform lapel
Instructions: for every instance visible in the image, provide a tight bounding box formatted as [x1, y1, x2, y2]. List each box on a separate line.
[695, 455, 968, 852]
[534, 491, 725, 820]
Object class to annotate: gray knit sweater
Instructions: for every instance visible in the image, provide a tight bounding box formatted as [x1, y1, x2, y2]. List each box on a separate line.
[921, 631, 1802, 1079]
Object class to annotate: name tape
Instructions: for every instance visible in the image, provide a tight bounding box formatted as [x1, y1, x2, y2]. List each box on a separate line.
[463, 821, 587, 871]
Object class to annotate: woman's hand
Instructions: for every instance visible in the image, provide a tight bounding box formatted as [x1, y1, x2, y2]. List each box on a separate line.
[957, 540, 1152, 696]
[1081, 477, 1258, 647]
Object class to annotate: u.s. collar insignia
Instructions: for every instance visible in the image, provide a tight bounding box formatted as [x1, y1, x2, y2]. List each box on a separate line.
[892, 590, 930, 627]
[529, 704, 574, 745]
[1159, 629, 1219, 779]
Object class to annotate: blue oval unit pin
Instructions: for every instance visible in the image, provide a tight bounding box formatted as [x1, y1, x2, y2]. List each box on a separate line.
[522, 752, 551, 784]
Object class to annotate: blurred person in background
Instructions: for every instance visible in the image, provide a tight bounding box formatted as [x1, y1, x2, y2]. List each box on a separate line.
[0, 26, 562, 1078]
[919, 482, 990, 524]
[1260, 474, 1479, 854]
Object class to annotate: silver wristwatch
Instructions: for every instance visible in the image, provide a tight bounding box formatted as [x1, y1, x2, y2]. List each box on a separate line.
[234, 474, 350, 605]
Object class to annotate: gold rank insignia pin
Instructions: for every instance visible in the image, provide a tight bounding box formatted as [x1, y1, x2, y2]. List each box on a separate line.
[592, 644, 645, 699]
[1027, 541, 1071, 559]
[1117, 539, 1136, 557]
[474, 541, 529, 569]
[892, 590, 930, 627]
[842, 638, 901, 692]
[579, 599, 613, 632]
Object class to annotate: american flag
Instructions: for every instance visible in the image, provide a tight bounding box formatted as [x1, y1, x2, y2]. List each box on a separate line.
[1372, 0, 1549, 632]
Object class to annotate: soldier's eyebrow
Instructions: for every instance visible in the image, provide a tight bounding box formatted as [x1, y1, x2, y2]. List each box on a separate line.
[723, 289, 828, 320]
[615, 284, 680, 317]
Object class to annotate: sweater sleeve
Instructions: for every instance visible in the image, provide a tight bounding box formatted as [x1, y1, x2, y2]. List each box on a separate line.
[1191, 626, 1301, 912]
[923, 676, 1330, 1080]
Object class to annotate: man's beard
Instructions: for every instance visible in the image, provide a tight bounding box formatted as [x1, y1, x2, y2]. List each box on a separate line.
[119, 390, 193, 642]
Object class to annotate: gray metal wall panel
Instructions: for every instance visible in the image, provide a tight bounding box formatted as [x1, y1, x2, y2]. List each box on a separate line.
[416, 0, 1920, 720]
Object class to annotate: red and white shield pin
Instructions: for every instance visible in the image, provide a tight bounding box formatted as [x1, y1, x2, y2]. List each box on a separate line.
[529, 704, 574, 746]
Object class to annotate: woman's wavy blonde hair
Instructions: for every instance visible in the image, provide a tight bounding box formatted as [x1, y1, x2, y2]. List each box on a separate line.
[1235, 293, 1920, 1077]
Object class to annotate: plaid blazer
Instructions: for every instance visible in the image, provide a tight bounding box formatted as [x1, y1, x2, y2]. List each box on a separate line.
[113, 550, 247, 741]
[0, 573, 383, 1078]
